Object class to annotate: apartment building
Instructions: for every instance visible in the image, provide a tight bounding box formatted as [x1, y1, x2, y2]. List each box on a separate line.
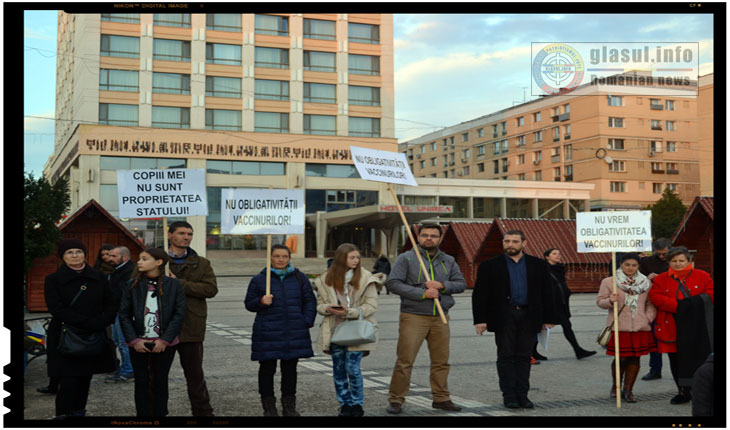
[698, 74, 714, 197]
[402, 75, 708, 210]
[45, 12, 396, 257]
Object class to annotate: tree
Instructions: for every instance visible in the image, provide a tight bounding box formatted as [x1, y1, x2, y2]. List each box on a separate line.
[644, 188, 687, 240]
[24, 172, 71, 278]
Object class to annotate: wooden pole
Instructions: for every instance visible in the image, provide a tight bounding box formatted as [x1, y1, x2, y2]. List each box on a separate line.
[388, 184, 447, 324]
[161, 167, 169, 276]
[265, 186, 273, 296]
[612, 251, 621, 408]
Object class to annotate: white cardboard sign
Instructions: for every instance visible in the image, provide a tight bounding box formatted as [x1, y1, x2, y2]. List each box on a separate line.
[117, 168, 208, 218]
[220, 188, 305, 235]
[349, 146, 418, 187]
[576, 210, 652, 253]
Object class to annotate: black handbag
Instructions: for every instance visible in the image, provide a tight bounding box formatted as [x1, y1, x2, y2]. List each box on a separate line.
[57, 285, 107, 358]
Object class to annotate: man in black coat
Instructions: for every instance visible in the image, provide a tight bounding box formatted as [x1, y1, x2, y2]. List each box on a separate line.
[472, 230, 557, 409]
[106, 246, 136, 382]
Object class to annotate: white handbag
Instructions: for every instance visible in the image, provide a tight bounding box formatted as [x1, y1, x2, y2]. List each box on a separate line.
[330, 307, 376, 346]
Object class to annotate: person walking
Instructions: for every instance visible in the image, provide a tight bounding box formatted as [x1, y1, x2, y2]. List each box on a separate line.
[649, 246, 713, 405]
[105, 246, 135, 383]
[385, 224, 466, 414]
[472, 230, 558, 409]
[166, 221, 218, 417]
[638, 238, 672, 381]
[119, 248, 186, 417]
[44, 239, 118, 418]
[532, 248, 595, 361]
[314, 243, 385, 417]
[596, 253, 656, 403]
[245, 244, 317, 417]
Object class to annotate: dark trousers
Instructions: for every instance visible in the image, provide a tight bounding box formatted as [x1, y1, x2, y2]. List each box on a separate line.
[647, 321, 663, 375]
[55, 375, 92, 416]
[130, 346, 176, 417]
[667, 352, 690, 391]
[258, 359, 298, 398]
[176, 342, 214, 416]
[494, 308, 535, 401]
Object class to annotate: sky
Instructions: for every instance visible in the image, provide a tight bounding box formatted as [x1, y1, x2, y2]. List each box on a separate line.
[22, 11, 715, 176]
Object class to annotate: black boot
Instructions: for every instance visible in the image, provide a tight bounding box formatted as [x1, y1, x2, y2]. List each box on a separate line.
[261, 397, 279, 417]
[532, 341, 548, 361]
[576, 348, 597, 359]
[281, 396, 300, 417]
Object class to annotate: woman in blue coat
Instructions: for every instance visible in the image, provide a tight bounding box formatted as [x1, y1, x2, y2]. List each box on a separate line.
[245, 244, 316, 417]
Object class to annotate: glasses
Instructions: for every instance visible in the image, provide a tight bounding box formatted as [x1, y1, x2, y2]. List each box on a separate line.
[419, 234, 440, 239]
[64, 250, 84, 256]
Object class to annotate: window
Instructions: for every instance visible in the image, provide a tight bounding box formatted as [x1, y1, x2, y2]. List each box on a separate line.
[651, 162, 664, 173]
[610, 181, 626, 192]
[517, 135, 526, 146]
[564, 124, 571, 138]
[303, 50, 335, 72]
[348, 85, 380, 106]
[665, 100, 675, 111]
[608, 95, 623, 106]
[564, 144, 572, 161]
[101, 157, 186, 171]
[303, 18, 335, 40]
[501, 158, 509, 173]
[492, 125, 498, 137]
[462, 132, 469, 142]
[534, 111, 541, 122]
[101, 13, 139, 24]
[463, 149, 470, 159]
[348, 22, 379, 44]
[207, 43, 242, 66]
[565, 165, 573, 181]
[666, 121, 676, 131]
[254, 79, 288, 101]
[518, 154, 525, 164]
[666, 163, 678, 173]
[666, 183, 677, 191]
[608, 117, 624, 128]
[255, 112, 289, 133]
[208, 161, 285, 176]
[431, 157, 437, 167]
[463, 166, 470, 175]
[152, 72, 190, 94]
[517, 116, 524, 126]
[152, 106, 190, 129]
[205, 109, 242, 131]
[420, 160, 426, 169]
[304, 114, 336, 135]
[99, 103, 138, 126]
[553, 107, 560, 116]
[99, 69, 138, 92]
[535, 150, 542, 161]
[493, 160, 499, 174]
[477, 163, 485, 173]
[493, 141, 501, 155]
[450, 136, 454, 145]
[153, 14, 190, 28]
[206, 14, 242, 32]
[609, 160, 626, 172]
[666, 141, 677, 152]
[477, 145, 486, 156]
[553, 127, 560, 140]
[534, 170, 542, 181]
[651, 119, 662, 130]
[349, 117, 380, 137]
[255, 14, 288, 36]
[650, 98, 662, 109]
[608, 138, 625, 150]
[650, 141, 663, 153]
[554, 167, 561, 180]
[207, 76, 242, 98]
[501, 122, 507, 134]
[304, 82, 336, 104]
[477, 128, 484, 138]
[431, 142, 437, 151]
[153, 39, 191, 62]
[306, 165, 362, 180]
[502, 139, 509, 152]
[564, 103, 570, 113]
[534, 131, 543, 142]
[349, 54, 380, 75]
[100, 35, 139, 58]
[420, 145, 426, 154]
[653, 183, 663, 194]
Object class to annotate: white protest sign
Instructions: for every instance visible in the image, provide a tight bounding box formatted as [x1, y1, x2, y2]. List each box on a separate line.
[576, 210, 652, 253]
[220, 188, 305, 235]
[349, 146, 418, 187]
[117, 168, 208, 218]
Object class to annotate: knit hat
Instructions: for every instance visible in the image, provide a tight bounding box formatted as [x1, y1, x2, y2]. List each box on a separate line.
[57, 238, 87, 258]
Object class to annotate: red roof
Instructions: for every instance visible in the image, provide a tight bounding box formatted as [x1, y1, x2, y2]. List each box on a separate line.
[446, 222, 492, 261]
[673, 196, 714, 242]
[490, 218, 611, 264]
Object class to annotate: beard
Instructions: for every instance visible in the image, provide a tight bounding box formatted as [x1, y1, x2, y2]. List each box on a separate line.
[419, 241, 438, 251]
[504, 247, 522, 255]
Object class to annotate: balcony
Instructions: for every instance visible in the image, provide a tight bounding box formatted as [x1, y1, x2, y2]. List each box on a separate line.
[667, 169, 679, 174]
[651, 168, 665, 174]
[564, 134, 571, 140]
[552, 115, 559, 122]
[553, 137, 560, 142]
[449, 161, 455, 166]
[551, 155, 561, 163]
[650, 104, 664, 110]
[651, 125, 663, 131]
[559, 112, 570, 121]
[501, 131, 507, 136]
[564, 174, 573, 181]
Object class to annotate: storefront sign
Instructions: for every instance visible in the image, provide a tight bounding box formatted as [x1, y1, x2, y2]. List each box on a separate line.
[378, 205, 453, 213]
[350, 146, 418, 187]
[117, 168, 208, 218]
[220, 188, 305, 235]
[576, 210, 652, 252]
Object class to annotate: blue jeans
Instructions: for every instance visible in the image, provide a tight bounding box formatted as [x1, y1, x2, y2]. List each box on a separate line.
[331, 344, 364, 406]
[112, 315, 134, 375]
[648, 321, 662, 375]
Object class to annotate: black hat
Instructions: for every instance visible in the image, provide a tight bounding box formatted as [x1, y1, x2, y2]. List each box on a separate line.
[57, 238, 87, 258]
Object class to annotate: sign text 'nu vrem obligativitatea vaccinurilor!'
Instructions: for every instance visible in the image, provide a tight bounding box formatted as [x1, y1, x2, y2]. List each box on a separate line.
[116, 168, 208, 219]
[220, 189, 305, 235]
[349, 146, 418, 187]
[576, 211, 652, 253]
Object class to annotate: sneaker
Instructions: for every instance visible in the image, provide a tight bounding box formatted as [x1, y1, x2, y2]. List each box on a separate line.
[36, 386, 57, 395]
[350, 404, 364, 417]
[104, 373, 131, 383]
[530, 356, 540, 365]
[338, 405, 352, 417]
[641, 372, 661, 381]
[670, 393, 691, 404]
[386, 402, 402, 414]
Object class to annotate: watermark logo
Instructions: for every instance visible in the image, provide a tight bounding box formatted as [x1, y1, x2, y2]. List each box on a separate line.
[531, 42, 700, 96]
[532, 43, 585, 95]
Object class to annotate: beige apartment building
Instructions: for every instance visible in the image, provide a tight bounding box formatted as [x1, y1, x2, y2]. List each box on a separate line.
[402, 74, 713, 210]
[698, 74, 714, 196]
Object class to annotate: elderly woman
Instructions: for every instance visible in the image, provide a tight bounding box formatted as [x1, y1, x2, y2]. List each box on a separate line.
[649, 246, 713, 405]
[597, 253, 656, 403]
[44, 238, 118, 419]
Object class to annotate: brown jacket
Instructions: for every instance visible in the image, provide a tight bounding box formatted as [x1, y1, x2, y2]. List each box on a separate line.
[597, 276, 656, 332]
[169, 248, 218, 342]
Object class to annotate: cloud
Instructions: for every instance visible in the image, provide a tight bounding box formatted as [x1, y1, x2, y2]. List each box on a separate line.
[698, 62, 713, 76]
[24, 27, 55, 41]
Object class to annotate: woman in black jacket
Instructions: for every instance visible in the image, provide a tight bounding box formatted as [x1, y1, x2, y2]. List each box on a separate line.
[532, 248, 596, 361]
[44, 239, 118, 419]
[119, 247, 186, 417]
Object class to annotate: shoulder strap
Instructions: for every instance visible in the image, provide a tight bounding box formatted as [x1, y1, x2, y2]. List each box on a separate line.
[69, 284, 88, 308]
[676, 274, 692, 299]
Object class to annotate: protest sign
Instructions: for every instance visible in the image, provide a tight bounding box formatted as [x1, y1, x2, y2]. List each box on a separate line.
[349, 146, 418, 186]
[576, 211, 652, 253]
[117, 168, 208, 219]
[220, 188, 305, 235]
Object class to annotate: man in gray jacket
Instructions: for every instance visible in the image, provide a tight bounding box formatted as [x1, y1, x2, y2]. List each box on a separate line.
[385, 224, 467, 414]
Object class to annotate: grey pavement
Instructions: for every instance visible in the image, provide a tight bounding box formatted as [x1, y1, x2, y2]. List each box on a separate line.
[23, 273, 696, 421]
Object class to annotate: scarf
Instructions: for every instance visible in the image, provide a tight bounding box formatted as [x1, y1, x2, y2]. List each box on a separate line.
[271, 263, 296, 280]
[615, 269, 651, 317]
[668, 266, 693, 280]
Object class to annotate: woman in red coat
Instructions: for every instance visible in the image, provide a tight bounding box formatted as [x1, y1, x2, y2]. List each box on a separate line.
[649, 246, 713, 405]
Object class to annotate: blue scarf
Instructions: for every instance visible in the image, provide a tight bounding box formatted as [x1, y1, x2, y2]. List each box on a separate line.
[271, 263, 295, 280]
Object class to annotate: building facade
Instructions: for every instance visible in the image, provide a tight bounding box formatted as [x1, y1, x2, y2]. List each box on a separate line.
[401, 75, 709, 210]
